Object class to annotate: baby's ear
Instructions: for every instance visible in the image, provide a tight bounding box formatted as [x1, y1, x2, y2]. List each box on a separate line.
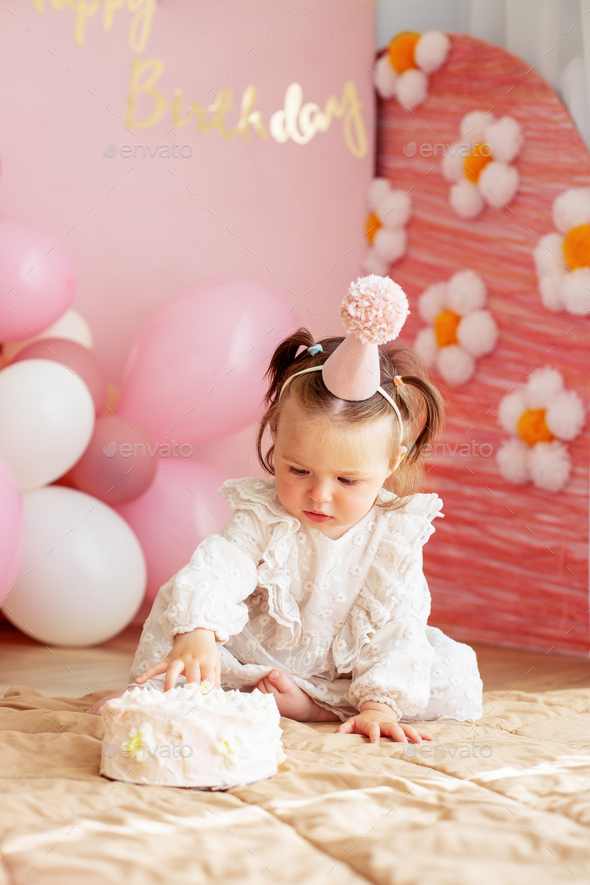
[391, 446, 407, 473]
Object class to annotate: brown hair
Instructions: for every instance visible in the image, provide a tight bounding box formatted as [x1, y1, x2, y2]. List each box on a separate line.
[256, 328, 445, 510]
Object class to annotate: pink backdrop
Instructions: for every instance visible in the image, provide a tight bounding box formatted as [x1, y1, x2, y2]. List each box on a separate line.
[0, 0, 376, 628]
[0, 0, 375, 481]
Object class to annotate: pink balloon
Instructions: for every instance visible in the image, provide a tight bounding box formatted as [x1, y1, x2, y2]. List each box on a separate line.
[67, 415, 158, 506]
[115, 457, 232, 604]
[12, 338, 107, 416]
[0, 452, 26, 605]
[0, 216, 76, 342]
[116, 278, 298, 445]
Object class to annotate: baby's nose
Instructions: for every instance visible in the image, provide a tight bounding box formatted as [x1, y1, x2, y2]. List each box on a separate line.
[309, 481, 332, 503]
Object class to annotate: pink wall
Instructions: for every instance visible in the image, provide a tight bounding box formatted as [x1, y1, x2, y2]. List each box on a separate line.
[0, 0, 375, 480]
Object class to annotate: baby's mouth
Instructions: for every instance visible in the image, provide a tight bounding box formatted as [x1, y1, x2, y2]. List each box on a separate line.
[304, 510, 333, 522]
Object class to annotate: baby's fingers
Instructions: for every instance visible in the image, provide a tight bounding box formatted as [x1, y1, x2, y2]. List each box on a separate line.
[335, 718, 355, 735]
[164, 658, 185, 692]
[367, 722, 381, 745]
[401, 723, 432, 743]
[135, 660, 169, 683]
[184, 660, 202, 687]
[380, 720, 409, 743]
[200, 665, 218, 688]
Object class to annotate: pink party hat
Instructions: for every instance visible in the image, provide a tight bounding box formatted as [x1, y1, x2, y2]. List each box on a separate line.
[322, 274, 410, 400]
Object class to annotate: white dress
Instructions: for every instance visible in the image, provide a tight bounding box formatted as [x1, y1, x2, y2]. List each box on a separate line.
[128, 477, 484, 723]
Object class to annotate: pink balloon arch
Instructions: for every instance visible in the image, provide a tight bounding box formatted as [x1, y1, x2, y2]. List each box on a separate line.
[115, 457, 232, 606]
[0, 209, 299, 642]
[0, 453, 25, 606]
[116, 278, 298, 445]
[0, 216, 76, 342]
[13, 338, 108, 416]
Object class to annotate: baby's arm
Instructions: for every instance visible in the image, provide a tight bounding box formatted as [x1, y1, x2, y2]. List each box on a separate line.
[130, 506, 268, 692]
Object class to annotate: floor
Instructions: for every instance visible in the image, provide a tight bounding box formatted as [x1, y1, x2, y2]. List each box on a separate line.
[1, 622, 589, 699]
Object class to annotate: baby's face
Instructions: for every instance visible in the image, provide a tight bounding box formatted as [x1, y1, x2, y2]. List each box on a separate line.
[273, 399, 404, 540]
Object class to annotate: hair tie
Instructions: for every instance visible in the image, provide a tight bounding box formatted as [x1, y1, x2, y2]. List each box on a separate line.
[393, 374, 405, 387]
[307, 344, 323, 356]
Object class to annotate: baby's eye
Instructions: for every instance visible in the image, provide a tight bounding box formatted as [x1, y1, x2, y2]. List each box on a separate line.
[289, 467, 308, 476]
[338, 477, 358, 486]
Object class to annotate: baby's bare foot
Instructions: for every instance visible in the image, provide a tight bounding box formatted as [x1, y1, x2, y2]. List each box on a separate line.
[256, 670, 336, 722]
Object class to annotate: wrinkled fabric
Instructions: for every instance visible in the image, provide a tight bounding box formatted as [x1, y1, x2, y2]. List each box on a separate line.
[2, 684, 590, 884]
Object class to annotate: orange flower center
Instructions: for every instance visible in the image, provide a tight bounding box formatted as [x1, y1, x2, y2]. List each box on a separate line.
[463, 145, 493, 183]
[517, 409, 554, 447]
[366, 212, 382, 245]
[434, 310, 461, 347]
[388, 32, 421, 74]
[562, 224, 590, 271]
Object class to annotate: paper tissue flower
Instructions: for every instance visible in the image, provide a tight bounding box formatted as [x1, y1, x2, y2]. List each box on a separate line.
[496, 368, 585, 493]
[374, 31, 450, 111]
[533, 187, 590, 316]
[362, 178, 412, 275]
[414, 270, 498, 385]
[441, 111, 524, 218]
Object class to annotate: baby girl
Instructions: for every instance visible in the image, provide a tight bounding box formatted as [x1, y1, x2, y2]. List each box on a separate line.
[90, 275, 483, 744]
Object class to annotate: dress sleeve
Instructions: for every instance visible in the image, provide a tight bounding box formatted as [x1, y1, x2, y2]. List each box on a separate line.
[161, 505, 269, 644]
[347, 494, 442, 720]
[127, 478, 292, 688]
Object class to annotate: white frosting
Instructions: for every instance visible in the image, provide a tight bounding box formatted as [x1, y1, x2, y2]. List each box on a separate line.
[100, 681, 285, 789]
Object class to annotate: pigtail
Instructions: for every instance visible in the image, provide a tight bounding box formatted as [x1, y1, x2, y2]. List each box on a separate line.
[378, 342, 445, 505]
[396, 374, 445, 464]
[262, 328, 317, 407]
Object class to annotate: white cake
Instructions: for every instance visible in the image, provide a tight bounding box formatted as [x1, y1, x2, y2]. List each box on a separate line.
[100, 682, 286, 789]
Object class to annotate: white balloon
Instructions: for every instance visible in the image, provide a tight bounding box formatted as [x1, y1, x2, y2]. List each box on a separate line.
[1, 486, 146, 646]
[0, 359, 95, 490]
[2, 309, 93, 362]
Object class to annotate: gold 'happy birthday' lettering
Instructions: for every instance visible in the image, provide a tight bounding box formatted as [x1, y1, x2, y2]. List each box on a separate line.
[29, 0, 156, 52]
[126, 58, 368, 159]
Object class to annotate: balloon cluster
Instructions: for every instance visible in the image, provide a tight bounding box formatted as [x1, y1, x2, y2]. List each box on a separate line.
[0, 215, 297, 647]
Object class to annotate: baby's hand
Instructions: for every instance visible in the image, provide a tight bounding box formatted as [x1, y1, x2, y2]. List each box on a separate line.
[336, 701, 433, 745]
[135, 627, 221, 692]
[87, 689, 126, 716]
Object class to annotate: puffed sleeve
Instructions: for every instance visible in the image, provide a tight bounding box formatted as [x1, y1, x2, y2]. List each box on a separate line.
[162, 504, 270, 644]
[347, 494, 443, 720]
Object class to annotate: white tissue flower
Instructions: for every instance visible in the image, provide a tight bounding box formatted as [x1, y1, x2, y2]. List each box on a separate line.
[374, 30, 450, 111]
[441, 111, 524, 218]
[362, 178, 411, 275]
[496, 367, 585, 492]
[414, 270, 498, 385]
[534, 187, 590, 315]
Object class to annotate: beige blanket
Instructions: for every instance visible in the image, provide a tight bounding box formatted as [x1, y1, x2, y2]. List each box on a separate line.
[0, 685, 589, 884]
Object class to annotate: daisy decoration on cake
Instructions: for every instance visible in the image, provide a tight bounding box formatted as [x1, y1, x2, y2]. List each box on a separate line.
[374, 31, 450, 111]
[496, 368, 585, 493]
[414, 270, 498, 386]
[362, 178, 412, 275]
[441, 110, 524, 218]
[533, 187, 590, 315]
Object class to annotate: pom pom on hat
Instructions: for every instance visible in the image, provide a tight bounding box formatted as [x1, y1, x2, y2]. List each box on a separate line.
[339, 274, 410, 345]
